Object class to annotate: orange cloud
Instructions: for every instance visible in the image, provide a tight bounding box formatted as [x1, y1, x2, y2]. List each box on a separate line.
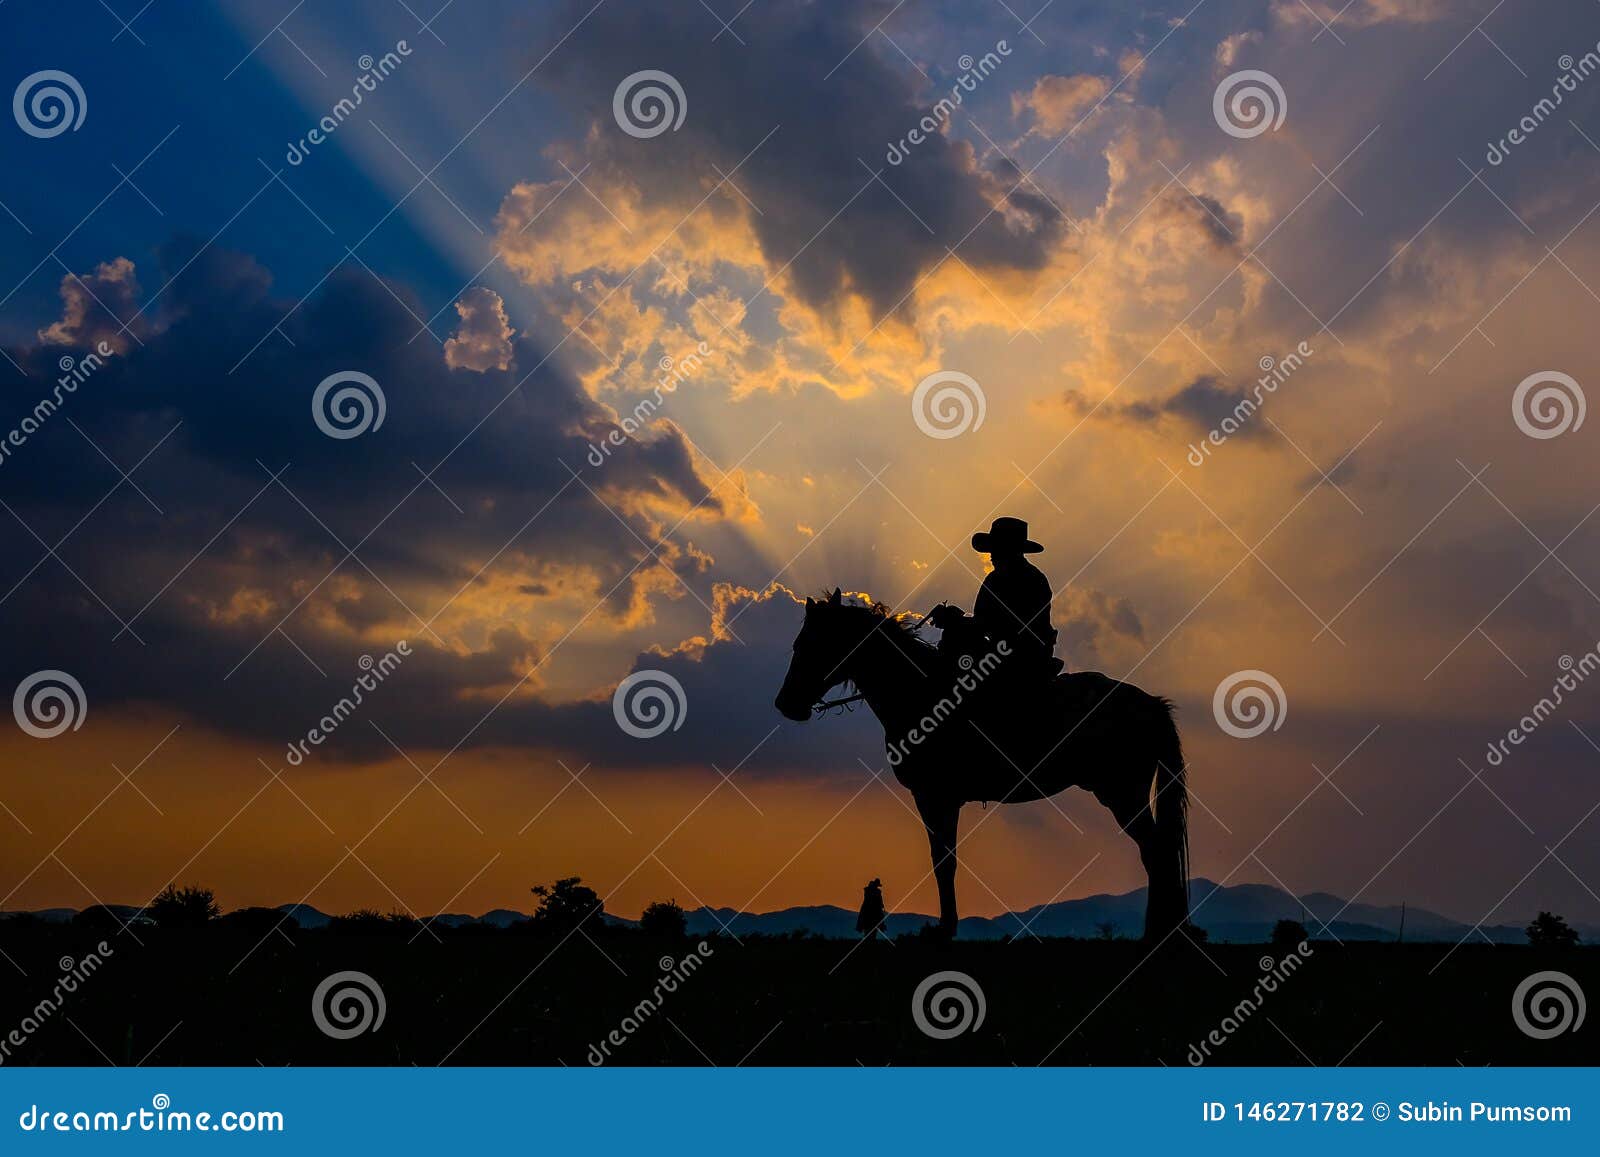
[1011, 74, 1113, 136]
[37, 257, 143, 353]
[444, 286, 515, 372]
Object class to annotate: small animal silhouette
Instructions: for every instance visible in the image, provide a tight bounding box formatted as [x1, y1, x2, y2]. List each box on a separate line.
[775, 589, 1188, 940]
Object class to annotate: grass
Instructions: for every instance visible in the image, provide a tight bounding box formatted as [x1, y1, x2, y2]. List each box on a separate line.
[0, 922, 1594, 1066]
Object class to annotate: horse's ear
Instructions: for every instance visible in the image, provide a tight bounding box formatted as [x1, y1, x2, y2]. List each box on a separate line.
[829, 587, 842, 605]
[805, 596, 815, 612]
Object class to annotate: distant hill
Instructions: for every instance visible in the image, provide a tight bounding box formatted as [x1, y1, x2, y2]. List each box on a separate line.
[676, 879, 1583, 943]
[19, 908, 79, 924]
[479, 908, 530, 928]
[2, 880, 1590, 943]
[276, 903, 331, 929]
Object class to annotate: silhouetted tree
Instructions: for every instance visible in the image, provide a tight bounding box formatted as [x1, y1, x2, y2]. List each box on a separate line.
[1094, 920, 1118, 941]
[530, 876, 603, 934]
[1271, 918, 1308, 947]
[639, 899, 687, 938]
[1186, 923, 1209, 944]
[149, 884, 219, 929]
[1526, 911, 1579, 948]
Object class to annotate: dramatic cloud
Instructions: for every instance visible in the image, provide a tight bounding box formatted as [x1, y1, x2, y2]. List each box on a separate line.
[1214, 31, 1262, 70]
[489, 0, 1072, 403]
[36, 257, 144, 353]
[0, 241, 735, 763]
[444, 287, 516, 373]
[1159, 189, 1244, 254]
[1059, 374, 1281, 442]
[1273, 0, 1453, 30]
[1012, 74, 1113, 136]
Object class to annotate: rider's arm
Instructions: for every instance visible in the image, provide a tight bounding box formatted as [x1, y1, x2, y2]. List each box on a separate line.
[972, 573, 1006, 637]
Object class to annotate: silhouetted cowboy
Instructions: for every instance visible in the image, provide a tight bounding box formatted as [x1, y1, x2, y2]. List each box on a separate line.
[931, 517, 1062, 684]
[856, 877, 886, 940]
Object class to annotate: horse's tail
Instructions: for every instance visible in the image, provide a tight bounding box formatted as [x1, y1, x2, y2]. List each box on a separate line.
[1152, 698, 1189, 927]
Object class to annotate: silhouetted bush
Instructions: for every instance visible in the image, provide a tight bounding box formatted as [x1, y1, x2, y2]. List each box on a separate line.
[149, 884, 220, 929]
[1271, 919, 1309, 947]
[1526, 911, 1579, 948]
[529, 877, 603, 935]
[327, 908, 420, 935]
[639, 899, 687, 938]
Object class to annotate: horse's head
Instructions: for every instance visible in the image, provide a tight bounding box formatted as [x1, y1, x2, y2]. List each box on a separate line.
[773, 588, 857, 721]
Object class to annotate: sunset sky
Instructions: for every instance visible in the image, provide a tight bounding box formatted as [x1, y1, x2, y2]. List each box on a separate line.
[1, 0, 1597, 930]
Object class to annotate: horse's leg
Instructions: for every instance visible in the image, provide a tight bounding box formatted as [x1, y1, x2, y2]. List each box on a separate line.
[915, 792, 961, 938]
[1093, 784, 1165, 940]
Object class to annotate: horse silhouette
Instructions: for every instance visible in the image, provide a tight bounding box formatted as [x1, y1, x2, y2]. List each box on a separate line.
[774, 589, 1188, 940]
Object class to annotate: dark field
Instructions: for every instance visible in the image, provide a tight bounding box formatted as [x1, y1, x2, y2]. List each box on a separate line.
[0, 923, 1594, 1067]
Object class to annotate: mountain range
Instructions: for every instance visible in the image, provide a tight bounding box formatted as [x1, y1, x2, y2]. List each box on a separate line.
[5, 879, 1590, 943]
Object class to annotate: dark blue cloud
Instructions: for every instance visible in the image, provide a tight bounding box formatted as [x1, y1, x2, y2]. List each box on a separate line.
[0, 241, 730, 762]
[532, 0, 1068, 317]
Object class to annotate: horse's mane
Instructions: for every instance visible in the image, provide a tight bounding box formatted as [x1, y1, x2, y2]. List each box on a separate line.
[819, 593, 936, 657]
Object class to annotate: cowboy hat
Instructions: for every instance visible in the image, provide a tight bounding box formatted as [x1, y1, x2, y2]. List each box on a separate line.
[971, 516, 1043, 554]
